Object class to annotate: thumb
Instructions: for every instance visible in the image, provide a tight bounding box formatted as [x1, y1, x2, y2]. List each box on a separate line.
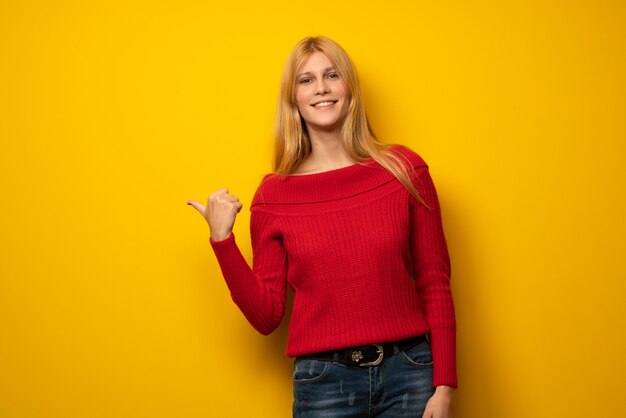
[187, 199, 206, 215]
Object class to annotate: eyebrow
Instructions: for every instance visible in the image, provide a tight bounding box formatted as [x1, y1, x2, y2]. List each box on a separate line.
[296, 67, 336, 77]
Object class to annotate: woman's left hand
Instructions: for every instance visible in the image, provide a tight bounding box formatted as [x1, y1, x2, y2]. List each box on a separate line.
[422, 385, 454, 418]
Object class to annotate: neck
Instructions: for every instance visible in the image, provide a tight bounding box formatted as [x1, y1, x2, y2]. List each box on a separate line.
[303, 127, 354, 170]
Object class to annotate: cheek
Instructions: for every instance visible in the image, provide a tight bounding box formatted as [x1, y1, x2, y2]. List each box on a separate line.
[336, 83, 349, 104]
[338, 86, 350, 109]
[339, 83, 349, 99]
[294, 88, 308, 111]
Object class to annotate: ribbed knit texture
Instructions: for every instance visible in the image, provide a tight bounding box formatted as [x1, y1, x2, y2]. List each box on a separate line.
[209, 144, 457, 388]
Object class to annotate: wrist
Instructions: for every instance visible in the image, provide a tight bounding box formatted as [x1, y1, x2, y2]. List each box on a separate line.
[210, 231, 232, 242]
[434, 385, 455, 397]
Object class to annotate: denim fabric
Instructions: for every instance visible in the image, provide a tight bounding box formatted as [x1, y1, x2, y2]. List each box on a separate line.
[292, 339, 435, 417]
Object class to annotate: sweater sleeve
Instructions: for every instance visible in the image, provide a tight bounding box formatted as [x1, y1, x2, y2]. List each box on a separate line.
[409, 164, 458, 388]
[209, 208, 288, 335]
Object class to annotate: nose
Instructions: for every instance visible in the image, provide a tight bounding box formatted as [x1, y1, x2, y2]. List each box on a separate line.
[314, 77, 330, 95]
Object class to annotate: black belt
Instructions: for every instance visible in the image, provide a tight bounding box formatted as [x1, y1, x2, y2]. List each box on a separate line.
[297, 334, 428, 367]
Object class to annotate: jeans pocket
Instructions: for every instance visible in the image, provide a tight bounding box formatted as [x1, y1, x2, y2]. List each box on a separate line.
[399, 340, 434, 368]
[293, 358, 330, 383]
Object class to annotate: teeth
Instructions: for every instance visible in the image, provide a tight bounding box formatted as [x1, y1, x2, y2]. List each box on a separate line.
[314, 101, 335, 107]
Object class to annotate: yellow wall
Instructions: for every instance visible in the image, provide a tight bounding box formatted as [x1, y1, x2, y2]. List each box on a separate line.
[1, 1, 625, 417]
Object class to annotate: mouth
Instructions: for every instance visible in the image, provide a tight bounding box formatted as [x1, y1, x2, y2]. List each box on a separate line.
[311, 100, 339, 108]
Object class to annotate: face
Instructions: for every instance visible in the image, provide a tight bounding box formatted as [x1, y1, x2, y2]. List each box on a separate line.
[294, 51, 350, 133]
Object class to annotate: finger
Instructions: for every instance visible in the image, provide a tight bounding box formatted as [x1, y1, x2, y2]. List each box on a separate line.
[186, 200, 206, 214]
[208, 188, 229, 203]
[215, 194, 240, 205]
[212, 187, 229, 196]
[234, 202, 243, 213]
[422, 404, 434, 418]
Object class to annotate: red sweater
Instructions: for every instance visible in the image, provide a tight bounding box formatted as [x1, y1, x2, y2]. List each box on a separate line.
[209, 144, 457, 388]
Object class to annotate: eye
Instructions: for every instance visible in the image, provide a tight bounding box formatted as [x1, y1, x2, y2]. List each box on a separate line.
[327, 72, 339, 79]
[298, 78, 312, 84]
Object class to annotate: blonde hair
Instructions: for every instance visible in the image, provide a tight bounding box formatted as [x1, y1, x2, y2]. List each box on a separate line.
[273, 35, 428, 208]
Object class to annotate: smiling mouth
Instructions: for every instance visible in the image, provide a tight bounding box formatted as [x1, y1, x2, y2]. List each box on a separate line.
[311, 100, 338, 108]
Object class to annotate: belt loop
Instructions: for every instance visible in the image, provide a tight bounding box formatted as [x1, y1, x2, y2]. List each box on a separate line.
[393, 342, 400, 355]
[332, 351, 339, 364]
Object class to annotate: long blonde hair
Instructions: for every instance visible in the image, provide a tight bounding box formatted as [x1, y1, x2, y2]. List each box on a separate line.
[273, 35, 428, 208]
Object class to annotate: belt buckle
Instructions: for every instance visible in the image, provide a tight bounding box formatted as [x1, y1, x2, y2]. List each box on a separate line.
[357, 344, 383, 367]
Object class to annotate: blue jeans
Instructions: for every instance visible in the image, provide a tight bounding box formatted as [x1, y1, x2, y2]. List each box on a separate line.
[292, 338, 435, 417]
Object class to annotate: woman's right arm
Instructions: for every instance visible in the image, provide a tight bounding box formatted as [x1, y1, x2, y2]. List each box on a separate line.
[187, 189, 288, 335]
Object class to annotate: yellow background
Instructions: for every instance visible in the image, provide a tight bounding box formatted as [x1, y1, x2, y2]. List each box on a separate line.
[1, 1, 625, 417]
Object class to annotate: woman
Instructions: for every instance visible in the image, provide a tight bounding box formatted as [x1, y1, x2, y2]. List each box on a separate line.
[188, 36, 457, 417]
